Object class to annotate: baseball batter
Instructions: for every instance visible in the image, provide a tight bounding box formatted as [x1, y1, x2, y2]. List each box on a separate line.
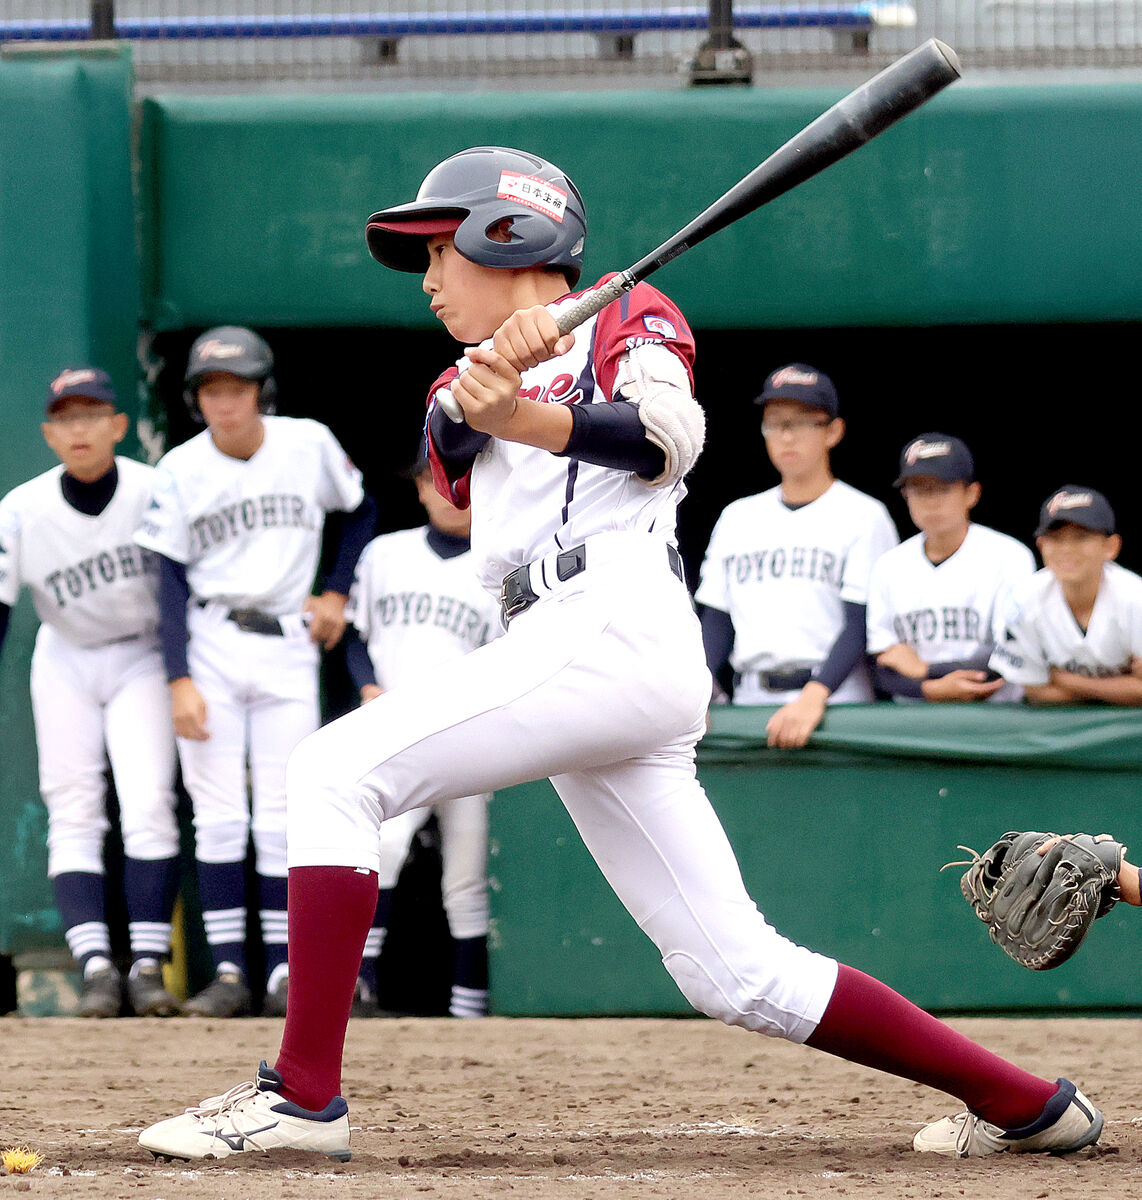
[696, 365, 898, 744]
[990, 485, 1142, 704]
[0, 368, 179, 1018]
[135, 327, 371, 1017]
[140, 146, 1103, 1164]
[866, 433, 1035, 703]
[345, 450, 501, 1019]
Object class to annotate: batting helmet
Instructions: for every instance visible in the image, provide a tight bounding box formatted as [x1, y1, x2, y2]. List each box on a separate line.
[184, 326, 277, 418]
[365, 146, 587, 287]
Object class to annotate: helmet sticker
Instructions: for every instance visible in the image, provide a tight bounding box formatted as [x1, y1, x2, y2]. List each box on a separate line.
[497, 171, 568, 222]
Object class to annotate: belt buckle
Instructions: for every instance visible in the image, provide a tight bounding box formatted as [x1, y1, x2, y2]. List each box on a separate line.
[500, 567, 539, 623]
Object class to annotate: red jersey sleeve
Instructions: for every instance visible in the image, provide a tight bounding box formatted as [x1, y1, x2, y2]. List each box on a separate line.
[587, 275, 697, 403]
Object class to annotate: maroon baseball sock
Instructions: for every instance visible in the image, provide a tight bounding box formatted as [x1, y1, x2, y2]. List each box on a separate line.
[274, 865, 379, 1111]
[805, 964, 1058, 1129]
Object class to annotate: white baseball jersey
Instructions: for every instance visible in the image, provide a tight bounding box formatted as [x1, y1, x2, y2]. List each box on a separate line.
[695, 480, 898, 702]
[0, 458, 160, 647]
[428, 277, 695, 596]
[990, 561, 1142, 686]
[867, 523, 1035, 701]
[346, 527, 501, 686]
[135, 415, 363, 613]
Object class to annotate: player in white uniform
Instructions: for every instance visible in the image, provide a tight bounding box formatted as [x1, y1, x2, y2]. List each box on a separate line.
[990, 485, 1142, 704]
[344, 449, 501, 1019]
[696, 365, 898, 745]
[867, 434, 1035, 702]
[135, 327, 371, 1018]
[140, 146, 1104, 1164]
[0, 368, 180, 1018]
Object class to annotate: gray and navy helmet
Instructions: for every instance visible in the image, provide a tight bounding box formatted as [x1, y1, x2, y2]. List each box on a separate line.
[184, 325, 277, 416]
[365, 146, 587, 288]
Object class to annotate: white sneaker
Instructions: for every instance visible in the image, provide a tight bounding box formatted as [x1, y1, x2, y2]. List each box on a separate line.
[913, 1079, 1103, 1157]
[138, 1062, 350, 1161]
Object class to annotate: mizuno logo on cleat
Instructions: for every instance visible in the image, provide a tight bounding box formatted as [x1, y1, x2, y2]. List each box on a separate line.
[207, 1122, 279, 1151]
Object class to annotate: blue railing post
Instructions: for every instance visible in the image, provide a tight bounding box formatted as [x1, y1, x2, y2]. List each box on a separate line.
[91, 0, 116, 40]
[688, 0, 754, 82]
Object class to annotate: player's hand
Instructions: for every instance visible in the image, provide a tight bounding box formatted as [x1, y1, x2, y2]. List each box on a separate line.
[360, 684, 384, 704]
[766, 683, 829, 748]
[304, 591, 349, 649]
[920, 670, 1006, 702]
[876, 643, 929, 680]
[452, 345, 524, 437]
[491, 304, 575, 373]
[170, 676, 209, 741]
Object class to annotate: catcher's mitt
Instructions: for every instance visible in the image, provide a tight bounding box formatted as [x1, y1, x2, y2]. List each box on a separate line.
[952, 831, 1126, 971]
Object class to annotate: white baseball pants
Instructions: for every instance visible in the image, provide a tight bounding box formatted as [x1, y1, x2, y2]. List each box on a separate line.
[31, 625, 178, 876]
[375, 792, 489, 941]
[178, 603, 319, 875]
[287, 531, 838, 1042]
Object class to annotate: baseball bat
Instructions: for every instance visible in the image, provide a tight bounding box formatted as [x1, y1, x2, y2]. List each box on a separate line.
[440, 37, 959, 421]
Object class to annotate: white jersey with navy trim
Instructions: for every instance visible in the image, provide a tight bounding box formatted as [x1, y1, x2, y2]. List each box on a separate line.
[0, 457, 159, 648]
[427, 277, 696, 596]
[867, 523, 1035, 702]
[990, 561, 1142, 687]
[346, 527, 501, 688]
[695, 480, 898, 702]
[135, 415, 363, 613]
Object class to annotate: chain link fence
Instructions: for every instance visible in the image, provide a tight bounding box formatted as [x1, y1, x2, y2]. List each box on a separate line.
[3, 0, 1142, 88]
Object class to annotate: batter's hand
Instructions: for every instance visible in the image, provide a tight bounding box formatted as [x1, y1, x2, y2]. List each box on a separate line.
[766, 682, 828, 748]
[170, 676, 209, 741]
[305, 591, 349, 650]
[360, 684, 383, 704]
[921, 670, 1005, 702]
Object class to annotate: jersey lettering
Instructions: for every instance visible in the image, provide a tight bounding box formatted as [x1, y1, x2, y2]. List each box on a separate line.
[373, 590, 490, 650]
[725, 547, 840, 589]
[190, 494, 317, 554]
[893, 606, 983, 646]
[43, 544, 157, 608]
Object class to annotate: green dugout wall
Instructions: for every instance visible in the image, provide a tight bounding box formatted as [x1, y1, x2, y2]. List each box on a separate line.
[139, 83, 1142, 331]
[0, 44, 139, 955]
[489, 705, 1142, 1016]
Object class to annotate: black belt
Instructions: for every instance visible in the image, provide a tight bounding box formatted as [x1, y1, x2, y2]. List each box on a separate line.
[196, 599, 284, 637]
[735, 667, 815, 692]
[500, 542, 684, 625]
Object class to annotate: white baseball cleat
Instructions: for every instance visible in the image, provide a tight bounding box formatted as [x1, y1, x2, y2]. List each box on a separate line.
[138, 1061, 351, 1161]
[913, 1078, 1103, 1157]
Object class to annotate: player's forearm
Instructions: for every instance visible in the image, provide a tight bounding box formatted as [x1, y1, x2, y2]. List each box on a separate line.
[343, 632, 378, 692]
[556, 400, 666, 478]
[0, 601, 9, 658]
[1053, 671, 1142, 705]
[1120, 858, 1142, 905]
[323, 496, 377, 597]
[494, 396, 575, 452]
[1021, 681, 1077, 705]
[813, 601, 867, 694]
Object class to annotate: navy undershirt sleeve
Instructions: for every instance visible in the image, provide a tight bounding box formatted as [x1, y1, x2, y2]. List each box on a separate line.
[428, 403, 491, 482]
[157, 554, 191, 682]
[0, 601, 9, 658]
[699, 603, 736, 698]
[814, 601, 868, 694]
[873, 666, 926, 700]
[555, 401, 666, 478]
[343, 629, 379, 692]
[875, 643, 1000, 699]
[323, 495, 377, 597]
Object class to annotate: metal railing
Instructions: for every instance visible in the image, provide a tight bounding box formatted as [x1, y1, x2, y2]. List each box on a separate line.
[2, 0, 1141, 86]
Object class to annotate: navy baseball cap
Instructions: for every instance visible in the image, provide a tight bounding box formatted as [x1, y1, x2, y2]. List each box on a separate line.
[1035, 485, 1116, 537]
[894, 433, 975, 488]
[754, 364, 839, 418]
[46, 366, 117, 412]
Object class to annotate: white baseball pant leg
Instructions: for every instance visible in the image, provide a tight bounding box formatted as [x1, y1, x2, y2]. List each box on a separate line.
[288, 533, 837, 1042]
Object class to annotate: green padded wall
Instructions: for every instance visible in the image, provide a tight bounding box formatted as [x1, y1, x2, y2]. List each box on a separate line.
[140, 84, 1142, 331]
[0, 44, 140, 953]
[488, 705, 1142, 1016]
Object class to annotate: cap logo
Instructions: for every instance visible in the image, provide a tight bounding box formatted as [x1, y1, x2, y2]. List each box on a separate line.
[497, 171, 567, 223]
[196, 339, 245, 362]
[1048, 490, 1093, 514]
[769, 366, 818, 389]
[51, 368, 98, 395]
[905, 439, 951, 465]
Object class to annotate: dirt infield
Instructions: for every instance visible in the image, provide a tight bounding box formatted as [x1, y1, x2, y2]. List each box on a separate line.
[2, 1015, 1138, 1197]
